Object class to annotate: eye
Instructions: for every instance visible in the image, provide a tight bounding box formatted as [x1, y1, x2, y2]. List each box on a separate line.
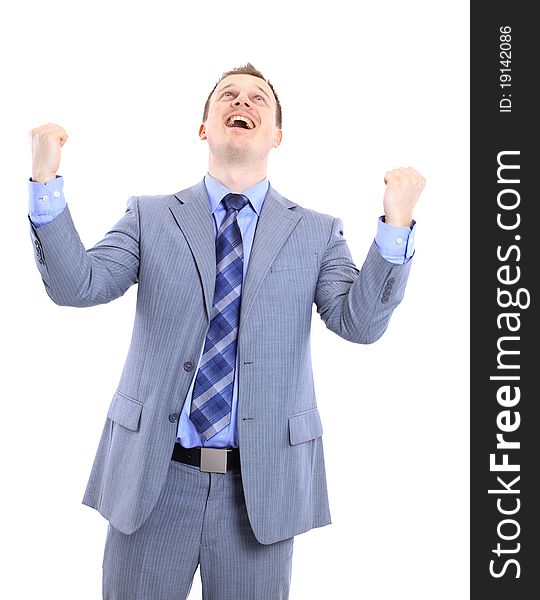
[254, 95, 265, 102]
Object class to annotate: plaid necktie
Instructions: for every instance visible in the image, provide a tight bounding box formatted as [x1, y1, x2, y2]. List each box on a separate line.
[189, 193, 248, 441]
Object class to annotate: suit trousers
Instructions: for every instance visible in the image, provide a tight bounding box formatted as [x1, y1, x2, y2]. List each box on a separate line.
[102, 457, 295, 599]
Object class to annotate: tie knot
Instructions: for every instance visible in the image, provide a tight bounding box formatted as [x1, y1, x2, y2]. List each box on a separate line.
[222, 193, 248, 213]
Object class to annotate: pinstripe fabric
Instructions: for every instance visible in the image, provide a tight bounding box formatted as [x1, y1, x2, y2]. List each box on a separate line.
[102, 459, 293, 599]
[28, 179, 413, 546]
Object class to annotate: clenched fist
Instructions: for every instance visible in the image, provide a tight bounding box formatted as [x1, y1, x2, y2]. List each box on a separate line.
[383, 167, 426, 227]
[29, 123, 68, 183]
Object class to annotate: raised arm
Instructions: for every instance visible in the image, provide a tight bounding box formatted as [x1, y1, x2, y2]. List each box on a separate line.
[28, 124, 140, 307]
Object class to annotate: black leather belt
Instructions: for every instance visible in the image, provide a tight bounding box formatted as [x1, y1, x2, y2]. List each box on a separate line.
[171, 443, 240, 473]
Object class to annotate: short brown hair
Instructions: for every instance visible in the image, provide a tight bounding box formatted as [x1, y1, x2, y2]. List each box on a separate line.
[202, 63, 282, 128]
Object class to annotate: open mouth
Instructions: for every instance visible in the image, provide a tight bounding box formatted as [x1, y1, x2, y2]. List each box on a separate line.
[225, 115, 255, 130]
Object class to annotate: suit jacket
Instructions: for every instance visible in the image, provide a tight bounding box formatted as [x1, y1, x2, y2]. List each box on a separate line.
[29, 179, 412, 545]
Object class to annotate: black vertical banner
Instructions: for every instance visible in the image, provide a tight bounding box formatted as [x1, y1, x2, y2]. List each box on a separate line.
[471, 2, 538, 598]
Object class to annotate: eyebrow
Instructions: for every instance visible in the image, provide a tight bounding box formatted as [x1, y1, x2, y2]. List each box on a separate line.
[216, 83, 272, 102]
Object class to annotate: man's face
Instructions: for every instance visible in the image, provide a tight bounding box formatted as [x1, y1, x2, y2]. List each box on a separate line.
[199, 74, 282, 163]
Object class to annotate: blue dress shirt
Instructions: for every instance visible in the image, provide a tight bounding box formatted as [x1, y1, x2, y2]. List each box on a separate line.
[28, 174, 416, 447]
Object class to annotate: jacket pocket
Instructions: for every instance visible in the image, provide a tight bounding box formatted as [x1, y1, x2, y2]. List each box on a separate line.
[270, 253, 319, 272]
[107, 391, 143, 431]
[288, 407, 323, 445]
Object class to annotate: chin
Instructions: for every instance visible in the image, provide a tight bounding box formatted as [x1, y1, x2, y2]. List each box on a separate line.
[225, 148, 254, 163]
[220, 142, 256, 161]
[209, 139, 267, 164]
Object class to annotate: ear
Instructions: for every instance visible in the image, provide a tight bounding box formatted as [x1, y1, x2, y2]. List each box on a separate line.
[199, 124, 207, 140]
[272, 128, 282, 148]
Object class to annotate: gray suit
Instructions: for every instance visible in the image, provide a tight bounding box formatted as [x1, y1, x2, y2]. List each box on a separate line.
[29, 179, 412, 546]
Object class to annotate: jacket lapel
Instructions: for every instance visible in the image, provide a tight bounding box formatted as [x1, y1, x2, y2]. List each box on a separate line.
[169, 180, 302, 333]
[239, 185, 301, 335]
[169, 181, 216, 321]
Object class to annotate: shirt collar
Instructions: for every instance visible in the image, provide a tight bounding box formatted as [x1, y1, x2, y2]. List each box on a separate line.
[204, 172, 269, 216]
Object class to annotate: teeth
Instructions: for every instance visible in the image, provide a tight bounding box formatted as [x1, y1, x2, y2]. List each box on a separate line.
[226, 115, 255, 129]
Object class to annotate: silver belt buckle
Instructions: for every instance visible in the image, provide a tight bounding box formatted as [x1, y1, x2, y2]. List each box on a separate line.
[200, 447, 228, 473]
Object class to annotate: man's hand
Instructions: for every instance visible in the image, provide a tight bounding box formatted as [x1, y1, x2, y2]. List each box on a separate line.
[383, 167, 426, 227]
[29, 123, 68, 183]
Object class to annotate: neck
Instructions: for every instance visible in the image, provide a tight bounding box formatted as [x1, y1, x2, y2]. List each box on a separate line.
[207, 155, 268, 193]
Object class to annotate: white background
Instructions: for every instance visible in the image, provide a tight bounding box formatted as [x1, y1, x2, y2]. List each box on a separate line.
[1, 1, 469, 598]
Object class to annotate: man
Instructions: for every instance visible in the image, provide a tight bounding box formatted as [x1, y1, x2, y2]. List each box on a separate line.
[28, 63, 425, 599]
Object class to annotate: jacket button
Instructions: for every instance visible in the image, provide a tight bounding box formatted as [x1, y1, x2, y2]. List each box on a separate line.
[183, 361, 194, 371]
[168, 412, 179, 423]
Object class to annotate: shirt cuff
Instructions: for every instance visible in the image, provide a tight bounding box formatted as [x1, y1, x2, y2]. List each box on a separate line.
[28, 175, 66, 228]
[374, 216, 416, 264]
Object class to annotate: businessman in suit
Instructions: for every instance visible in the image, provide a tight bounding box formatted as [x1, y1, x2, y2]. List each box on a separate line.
[28, 63, 425, 599]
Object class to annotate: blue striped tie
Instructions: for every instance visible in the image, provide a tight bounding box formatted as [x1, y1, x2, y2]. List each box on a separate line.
[189, 193, 248, 441]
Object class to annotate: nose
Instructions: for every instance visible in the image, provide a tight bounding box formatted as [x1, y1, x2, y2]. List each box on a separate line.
[232, 92, 251, 108]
